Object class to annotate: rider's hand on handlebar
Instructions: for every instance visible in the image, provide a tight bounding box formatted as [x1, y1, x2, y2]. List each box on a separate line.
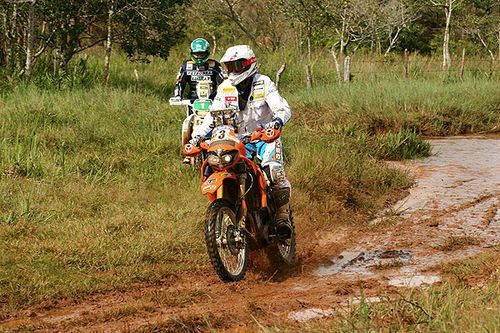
[189, 135, 203, 147]
[264, 118, 283, 130]
[240, 134, 253, 144]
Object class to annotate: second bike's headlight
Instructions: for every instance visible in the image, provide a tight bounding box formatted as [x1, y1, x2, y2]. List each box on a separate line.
[207, 154, 221, 166]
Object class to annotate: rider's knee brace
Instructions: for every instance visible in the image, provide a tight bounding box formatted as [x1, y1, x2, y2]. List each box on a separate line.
[263, 162, 290, 189]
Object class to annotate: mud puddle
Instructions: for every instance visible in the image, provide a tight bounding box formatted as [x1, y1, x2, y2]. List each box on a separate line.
[316, 136, 499, 287]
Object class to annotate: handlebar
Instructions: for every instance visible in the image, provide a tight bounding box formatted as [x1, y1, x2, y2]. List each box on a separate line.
[183, 128, 281, 157]
[169, 98, 192, 106]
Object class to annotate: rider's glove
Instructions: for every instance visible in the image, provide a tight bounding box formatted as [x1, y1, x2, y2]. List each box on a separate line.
[189, 135, 203, 147]
[264, 118, 283, 130]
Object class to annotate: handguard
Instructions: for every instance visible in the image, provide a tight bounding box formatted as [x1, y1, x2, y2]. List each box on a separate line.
[251, 128, 281, 143]
[183, 141, 209, 157]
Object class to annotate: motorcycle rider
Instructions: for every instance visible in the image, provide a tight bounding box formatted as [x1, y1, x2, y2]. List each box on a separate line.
[171, 38, 225, 112]
[190, 45, 293, 239]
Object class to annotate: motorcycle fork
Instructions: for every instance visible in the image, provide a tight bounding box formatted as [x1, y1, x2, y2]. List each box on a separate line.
[238, 173, 248, 229]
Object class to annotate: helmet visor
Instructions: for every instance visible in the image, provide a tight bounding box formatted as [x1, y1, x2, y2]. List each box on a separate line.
[192, 51, 208, 59]
[223, 57, 256, 74]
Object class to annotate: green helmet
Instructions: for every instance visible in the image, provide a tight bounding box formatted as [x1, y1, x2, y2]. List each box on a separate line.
[190, 38, 210, 66]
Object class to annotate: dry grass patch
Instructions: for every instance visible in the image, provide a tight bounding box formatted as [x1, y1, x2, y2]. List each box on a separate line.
[436, 235, 480, 252]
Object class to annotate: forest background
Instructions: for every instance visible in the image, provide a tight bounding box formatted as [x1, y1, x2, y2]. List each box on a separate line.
[0, 0, 499, 85]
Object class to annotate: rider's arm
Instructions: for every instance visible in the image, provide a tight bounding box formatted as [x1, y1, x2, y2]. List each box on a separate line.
[173, 62, 187, 98]
[265, 79, 291, 125]
[191, 112, 213, 139]
[214, 61, 225, 85]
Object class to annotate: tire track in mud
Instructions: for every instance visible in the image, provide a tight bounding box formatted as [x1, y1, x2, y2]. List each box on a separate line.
[1, 136, 499, 332]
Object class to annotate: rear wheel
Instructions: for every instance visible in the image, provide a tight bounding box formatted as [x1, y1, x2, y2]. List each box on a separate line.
[205, 199, 249, 281]
[267, 210, 297, 267]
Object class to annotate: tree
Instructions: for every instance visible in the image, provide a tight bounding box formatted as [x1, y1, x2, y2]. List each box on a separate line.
[430, 0, 463, 70]
[459, 0, 499, 60]
[381, 0, 420, 56]
[117, 0, 186, 60]
[186, 0, 290, 51]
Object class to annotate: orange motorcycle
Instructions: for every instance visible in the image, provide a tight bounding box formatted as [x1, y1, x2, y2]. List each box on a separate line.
[183, 109, 297, 281]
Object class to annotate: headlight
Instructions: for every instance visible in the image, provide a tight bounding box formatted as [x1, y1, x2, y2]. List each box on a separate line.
[207, 154, 221, 166]
[222, 154, 233, 163]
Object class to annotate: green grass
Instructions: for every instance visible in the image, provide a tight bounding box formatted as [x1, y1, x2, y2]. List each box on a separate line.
[0, 51, 499, 312]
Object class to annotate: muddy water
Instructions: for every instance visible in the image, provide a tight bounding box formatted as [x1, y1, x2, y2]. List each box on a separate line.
[395, 137, 500, 221]
[316, 136, 500, 284]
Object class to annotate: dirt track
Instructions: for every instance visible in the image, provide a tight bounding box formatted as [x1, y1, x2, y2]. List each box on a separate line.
[1, 136, 499, 332]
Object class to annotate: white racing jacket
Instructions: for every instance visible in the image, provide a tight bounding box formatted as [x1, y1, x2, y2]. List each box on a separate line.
[192, 73, 291, 137]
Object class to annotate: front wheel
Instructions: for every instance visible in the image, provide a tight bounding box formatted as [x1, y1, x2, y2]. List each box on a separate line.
[205, 200, 249, 282]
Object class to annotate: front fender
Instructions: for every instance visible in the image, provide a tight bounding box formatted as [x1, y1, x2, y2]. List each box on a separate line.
[201, 171, 237, 195]
[202, 171, 237, 203]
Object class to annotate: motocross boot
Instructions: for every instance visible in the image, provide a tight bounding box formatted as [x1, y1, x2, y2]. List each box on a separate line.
[271, 187, 292, 240]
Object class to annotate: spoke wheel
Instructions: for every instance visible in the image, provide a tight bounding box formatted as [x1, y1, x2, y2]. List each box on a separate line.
[205, 200, 248, 281]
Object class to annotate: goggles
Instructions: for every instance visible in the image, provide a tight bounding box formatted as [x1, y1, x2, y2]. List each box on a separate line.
[223, 57, 256, 74]
[192, 51, 208, 59]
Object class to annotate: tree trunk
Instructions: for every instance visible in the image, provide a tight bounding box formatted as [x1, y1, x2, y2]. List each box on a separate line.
[11, 3, 19, 71]
[2, 5, 10, 67]
[275, 63, 286, 89]
[384, 27, 402, 57]
[211, 35, 217, 55]
[24, 0, 36, 78]
[442, 1, 452, 71]
[459, 47, 465, 80]
[404, 49, 410, 79]
[7, 3, 18, 72]
[305, 64, 313, 89]
[104, 0, 114, 83]
[344, 56, 351, 82]
[476, 32, 495, 61]
[330, 45, 342, 83]
[339, 12, 346, 57]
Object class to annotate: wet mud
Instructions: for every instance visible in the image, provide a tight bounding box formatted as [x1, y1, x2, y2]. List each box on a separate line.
[1, 136, 499, 332]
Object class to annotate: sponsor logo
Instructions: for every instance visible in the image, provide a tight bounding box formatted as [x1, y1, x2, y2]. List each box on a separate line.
[253, 91, 265, 100]
[192, 75, 211, 82]
[223, 87, 236, 93]
[225, 96, 237, 102]
[207, 178, 217, 184]
[253, 80, 264, 87]
[274, 140, 282, 160]
[203, 185, 218, 192]
[265, 129, 275, 139]
[186, 70, 213, 76]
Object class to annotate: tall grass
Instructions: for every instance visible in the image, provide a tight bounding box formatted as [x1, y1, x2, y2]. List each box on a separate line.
[0, 51, 499, 311]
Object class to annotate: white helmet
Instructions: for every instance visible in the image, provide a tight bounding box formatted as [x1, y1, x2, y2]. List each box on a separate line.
[220, 45, 257, 86]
